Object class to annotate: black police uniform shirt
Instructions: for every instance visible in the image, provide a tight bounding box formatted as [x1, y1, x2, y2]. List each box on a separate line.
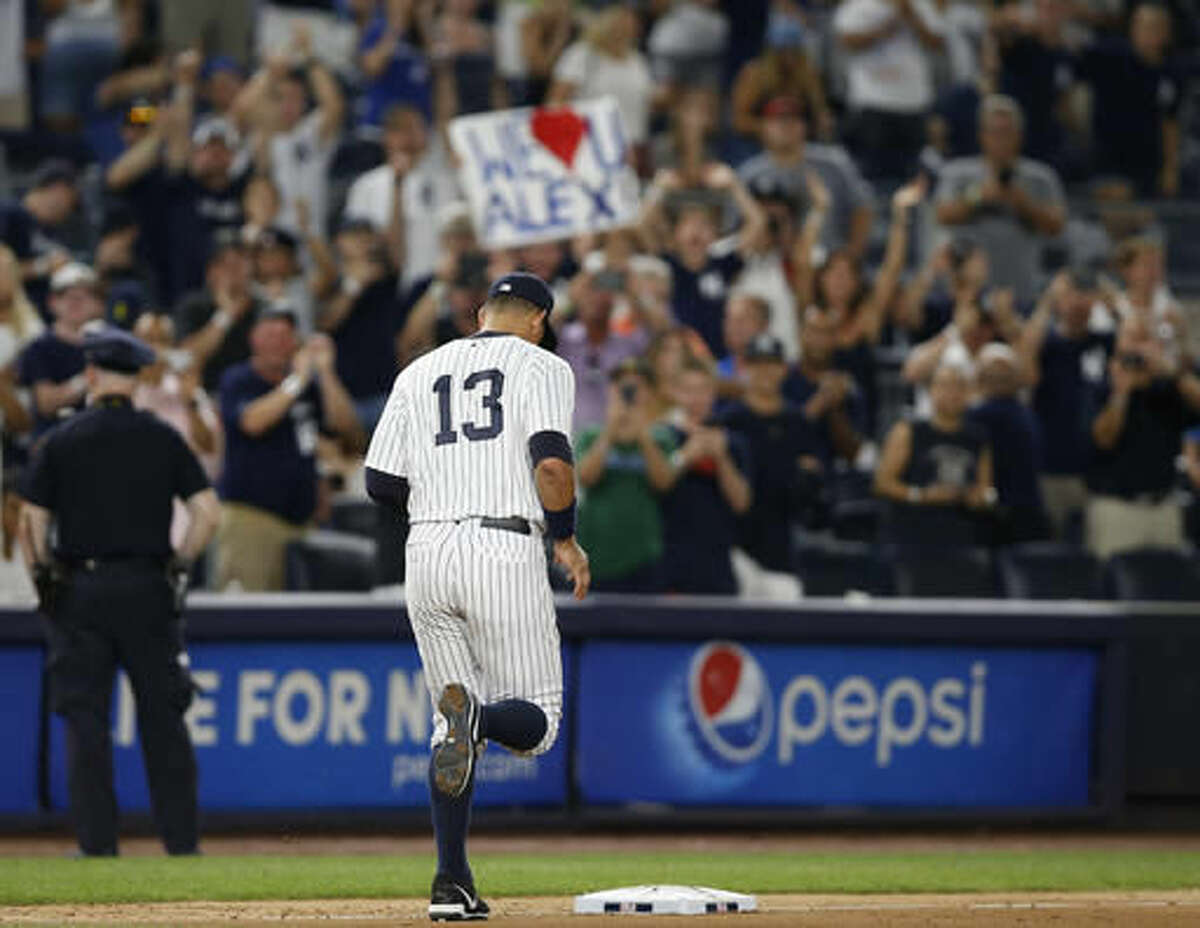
[967, 396, 1044, 511]
[332, 273, 406, 401]
[164, 171, 248, 305]
[22, 397, 210, 558]
[719, 400, 822, 572]
[177, 293, 263, 392]
[18, 332, 85, 436]
[1087, 378, 1195, 500]
[664, 243, 745, 359]
[0, 200, 71, 314]
[1033, 328, 1113, 477]
[661, 423, 751, 595]
[218, 361, 325, 526]
[1076, 41, 1184, 194]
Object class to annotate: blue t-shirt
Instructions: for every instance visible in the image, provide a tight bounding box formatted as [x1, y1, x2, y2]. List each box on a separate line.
[358, 17, 433, 126]
[1033, 329, 1113, 476]
[18, 332, 85, 436]
[968, 396, 1043, 509]
[664, 246, 744, 358]
[218, 362, 325, 525]
[164, 171, 247, 306]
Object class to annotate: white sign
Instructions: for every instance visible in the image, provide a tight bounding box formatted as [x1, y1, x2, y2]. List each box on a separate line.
[449, 98, 641, 249]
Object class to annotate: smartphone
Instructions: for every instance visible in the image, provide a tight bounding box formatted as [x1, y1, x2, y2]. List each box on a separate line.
[619, 382, 638, 405]
[1119, 352, 1147, 371]
[997, 165, 1015, 186]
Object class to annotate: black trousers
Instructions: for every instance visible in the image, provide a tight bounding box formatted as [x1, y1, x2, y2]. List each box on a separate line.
[42, 563, 197, 855]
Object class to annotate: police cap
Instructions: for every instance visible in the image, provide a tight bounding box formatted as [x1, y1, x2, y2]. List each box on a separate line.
[82, 324, 157, 374]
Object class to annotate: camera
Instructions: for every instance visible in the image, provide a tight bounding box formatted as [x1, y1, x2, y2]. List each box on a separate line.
[455, 251, 490, 290]
[619, 382, 638, 405]
[997, 165, 1015, 186]
[1119, 351, 1147, 371]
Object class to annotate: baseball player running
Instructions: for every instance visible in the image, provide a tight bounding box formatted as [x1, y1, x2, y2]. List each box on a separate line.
[365, 272, 589, 921]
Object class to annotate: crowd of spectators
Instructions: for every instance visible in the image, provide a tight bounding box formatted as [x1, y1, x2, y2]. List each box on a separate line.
[0, 0, 1198, 597]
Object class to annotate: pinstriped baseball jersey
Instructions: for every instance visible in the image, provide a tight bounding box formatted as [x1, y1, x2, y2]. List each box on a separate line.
[365, 332, 575, 523]
[365, 329, 575, 756]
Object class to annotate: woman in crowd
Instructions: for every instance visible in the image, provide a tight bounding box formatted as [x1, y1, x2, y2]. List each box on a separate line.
[874, 362, 995, 547]
[795, 179, 924, 436]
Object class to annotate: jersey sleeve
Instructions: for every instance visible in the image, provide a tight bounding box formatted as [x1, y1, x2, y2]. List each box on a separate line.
[365, 376, 412, 477]
[522, 355, 575, 441]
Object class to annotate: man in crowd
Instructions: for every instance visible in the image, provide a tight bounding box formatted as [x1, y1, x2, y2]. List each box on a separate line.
[720, 334, 823, 573]
[738, 96, 874, 259]
[968, 343, 1047, 544]
[576, 359, 677, 592]
[178, 232, 265, 393]
[716, 292, 771, 393]
[230, 26, 345, 235]
[835, 0, 945, 181]
[1086, 315, 1200, 558]
[216, 312, 361, 591]
[1018, 269, 1114, 539]
[556, 269, 648, 436]
[661, 358, 753, 594]
[0, 160, 79, 312]
[19, 264, 104, 436]
[343, 104, 459, 291]
[784, 306, 864, 469]
[935, 95, 1066, 305]
[1075, 2, 1185, 197]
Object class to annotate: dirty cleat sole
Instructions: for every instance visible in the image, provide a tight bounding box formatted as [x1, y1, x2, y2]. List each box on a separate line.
[432, 684, 480, 797]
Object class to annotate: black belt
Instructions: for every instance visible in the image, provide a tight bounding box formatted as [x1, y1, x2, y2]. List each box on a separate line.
[478, 516, 531, 536]
[60, 555, 168, 572]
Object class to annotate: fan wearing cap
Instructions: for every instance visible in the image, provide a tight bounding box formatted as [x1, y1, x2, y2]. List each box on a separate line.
[731, 10, 832, 141]
[0, 158, 78, 309]
[17, 264, 104, 436]
[18, 324, 220, 858]
[718, 333, 826, 572]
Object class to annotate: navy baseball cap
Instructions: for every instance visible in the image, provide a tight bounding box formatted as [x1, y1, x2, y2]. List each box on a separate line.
[82, 324, 157, 373]
[106, 280, 151, 330]
[488, 272, 554, 312]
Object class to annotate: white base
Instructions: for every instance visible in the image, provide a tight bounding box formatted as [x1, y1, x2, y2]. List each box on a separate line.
[573, 885, 758, 916]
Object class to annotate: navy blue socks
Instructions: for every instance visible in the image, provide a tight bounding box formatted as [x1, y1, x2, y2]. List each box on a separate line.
[427, 759, 474, 884]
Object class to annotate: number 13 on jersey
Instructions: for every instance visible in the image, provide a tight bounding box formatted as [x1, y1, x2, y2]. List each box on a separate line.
[433, 369, 505, 445]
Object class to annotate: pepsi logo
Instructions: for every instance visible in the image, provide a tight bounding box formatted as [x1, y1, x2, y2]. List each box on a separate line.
[688, 642, 773, 764]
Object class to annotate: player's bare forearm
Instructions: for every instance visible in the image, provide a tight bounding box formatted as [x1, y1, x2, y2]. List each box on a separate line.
[534, 457, 575, 511]
[179, 488, 220, 562]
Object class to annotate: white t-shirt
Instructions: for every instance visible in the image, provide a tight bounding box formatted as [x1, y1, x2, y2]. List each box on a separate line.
[343, 140, 460, 287]
[270, 111, 336, 237]
[553, 42, 654, 143]
[834, 0, 944, 113]
[494, 0, 533, 80]
[0, 0, 25, 97]
[737, 253, 799, 362]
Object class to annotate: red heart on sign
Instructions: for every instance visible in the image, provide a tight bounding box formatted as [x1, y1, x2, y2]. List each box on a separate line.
[530, 107, 588, 169]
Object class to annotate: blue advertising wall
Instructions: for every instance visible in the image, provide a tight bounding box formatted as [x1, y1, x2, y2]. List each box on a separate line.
[576, 641, 1098, 807]
[0, 597, 1131, 820]
[0, 648, 41, 814]
[48, 641, 568, 811]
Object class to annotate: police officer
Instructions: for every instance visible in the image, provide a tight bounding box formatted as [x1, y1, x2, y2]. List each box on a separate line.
[18, 326, 220, 857]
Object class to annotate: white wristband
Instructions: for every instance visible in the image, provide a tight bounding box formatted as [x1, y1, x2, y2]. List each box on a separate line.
[212, 310, 232, 331]
[281, 374, 304, 398]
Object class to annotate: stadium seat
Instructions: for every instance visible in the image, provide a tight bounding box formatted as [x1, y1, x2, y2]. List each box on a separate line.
[997, 543, 1106, 600]
[795, 541, 896, 597]
[890, 546, 997, 598]
[1106, 548, 1200, 602]
[329, 499, 379, 539]
[285, 532, 378, 592]
[831, 498, 883, 544]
